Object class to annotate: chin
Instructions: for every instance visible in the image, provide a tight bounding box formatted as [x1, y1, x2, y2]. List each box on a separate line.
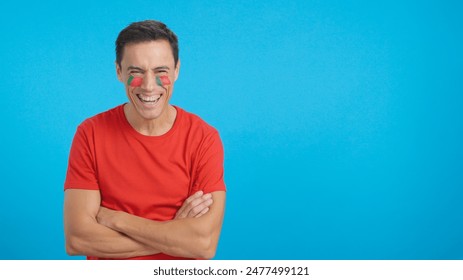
[137, 109, 164, 120]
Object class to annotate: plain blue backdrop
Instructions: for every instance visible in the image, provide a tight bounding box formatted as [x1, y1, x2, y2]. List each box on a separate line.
[0, 0, 462, 259]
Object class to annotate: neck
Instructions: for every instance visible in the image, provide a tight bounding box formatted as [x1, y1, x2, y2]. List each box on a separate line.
[124, 104, 177, 136]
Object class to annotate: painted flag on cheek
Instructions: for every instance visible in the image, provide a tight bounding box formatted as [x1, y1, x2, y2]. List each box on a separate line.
[156, 75, 171, 86]
[127, 76, 143, 87]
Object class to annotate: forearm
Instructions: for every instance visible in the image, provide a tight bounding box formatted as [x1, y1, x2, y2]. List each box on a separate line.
[66, 216, 161, 259]
[95, 191, 225, 259]
[66, 215, 160, 259]
[109, 213, 217, 259]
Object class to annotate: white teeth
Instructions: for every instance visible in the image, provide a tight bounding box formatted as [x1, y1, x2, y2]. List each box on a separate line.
[137, 94, 161, 102]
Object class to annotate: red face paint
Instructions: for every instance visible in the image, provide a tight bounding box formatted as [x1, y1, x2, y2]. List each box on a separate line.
[127, 76, 143, 87]
[156, 75, 171, 86]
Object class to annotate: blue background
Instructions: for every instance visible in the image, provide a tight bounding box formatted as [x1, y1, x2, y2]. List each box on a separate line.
[0, 0, 462, 259]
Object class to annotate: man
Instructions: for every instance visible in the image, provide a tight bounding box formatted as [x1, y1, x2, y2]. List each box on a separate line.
[63, 20, 226, 260]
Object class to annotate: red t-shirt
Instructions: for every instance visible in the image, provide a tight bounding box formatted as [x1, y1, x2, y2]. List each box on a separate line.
[64, 104, 226, 260]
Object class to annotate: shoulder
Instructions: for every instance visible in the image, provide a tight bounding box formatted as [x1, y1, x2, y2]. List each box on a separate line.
[176, 106, 219, 138]
[175, 106, 224, 157]
[77, 104, 123, 133]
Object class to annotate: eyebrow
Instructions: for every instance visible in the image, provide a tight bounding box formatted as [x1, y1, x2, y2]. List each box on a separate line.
[153, 66, 170, 71]
[127, 65, 170, 71]
[127, 66, 145, 71]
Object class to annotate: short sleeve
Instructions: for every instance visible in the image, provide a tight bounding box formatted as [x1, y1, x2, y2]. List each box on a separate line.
[64, 123, 99, 190]
[193, 131, 226, 194]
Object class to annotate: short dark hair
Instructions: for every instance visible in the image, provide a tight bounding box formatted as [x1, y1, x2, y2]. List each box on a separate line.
[115, 20, 179, 67]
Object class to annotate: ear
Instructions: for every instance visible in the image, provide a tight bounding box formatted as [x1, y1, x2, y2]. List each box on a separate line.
[115, 61, 123, 82]
[174, 59, 181, 82]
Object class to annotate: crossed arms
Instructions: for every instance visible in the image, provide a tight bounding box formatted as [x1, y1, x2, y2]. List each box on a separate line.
[64, 189, 225, 259]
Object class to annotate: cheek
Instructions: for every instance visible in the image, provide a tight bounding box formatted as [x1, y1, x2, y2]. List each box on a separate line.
[156, 75, 171, 87]
[161, 75, 171, 86]
[127, 76, 143, 87]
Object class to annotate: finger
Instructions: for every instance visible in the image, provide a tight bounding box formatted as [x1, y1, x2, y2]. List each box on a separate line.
[195, 207, 210, 218]
[189, 193, 212, 209]
[175, 191, 204, 219]
[188, 198, 213, 218]
[181, 194, 211, 218]
[175, 204, 190, 219]
[185, 191, 204, 204]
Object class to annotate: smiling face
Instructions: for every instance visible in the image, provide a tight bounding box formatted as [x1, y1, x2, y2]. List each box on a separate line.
[116, 40, 179, 125]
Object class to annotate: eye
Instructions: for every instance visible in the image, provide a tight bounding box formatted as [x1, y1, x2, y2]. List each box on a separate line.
[156, 69, 168, 74]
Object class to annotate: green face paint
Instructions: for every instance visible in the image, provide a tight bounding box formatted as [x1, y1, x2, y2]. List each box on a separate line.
[156, 75, 171, 86]
[127, 76, 143, 87]
[127, 75, 169, 87]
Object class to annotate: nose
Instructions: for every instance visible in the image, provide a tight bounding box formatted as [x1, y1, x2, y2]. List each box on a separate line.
[140, 72, 157, 92]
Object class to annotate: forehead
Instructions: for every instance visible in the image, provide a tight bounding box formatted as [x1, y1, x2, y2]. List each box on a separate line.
[121, 40, 175, 68]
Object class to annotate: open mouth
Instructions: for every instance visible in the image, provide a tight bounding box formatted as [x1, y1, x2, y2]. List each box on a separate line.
[137, 94, 162, 104]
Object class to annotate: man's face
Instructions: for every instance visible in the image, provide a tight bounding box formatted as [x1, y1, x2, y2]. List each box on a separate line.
[116, 40, 179, 121]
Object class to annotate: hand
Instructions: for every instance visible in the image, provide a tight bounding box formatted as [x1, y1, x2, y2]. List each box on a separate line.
[175, 191, 213, 219]
[96, 206, 119, 229]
